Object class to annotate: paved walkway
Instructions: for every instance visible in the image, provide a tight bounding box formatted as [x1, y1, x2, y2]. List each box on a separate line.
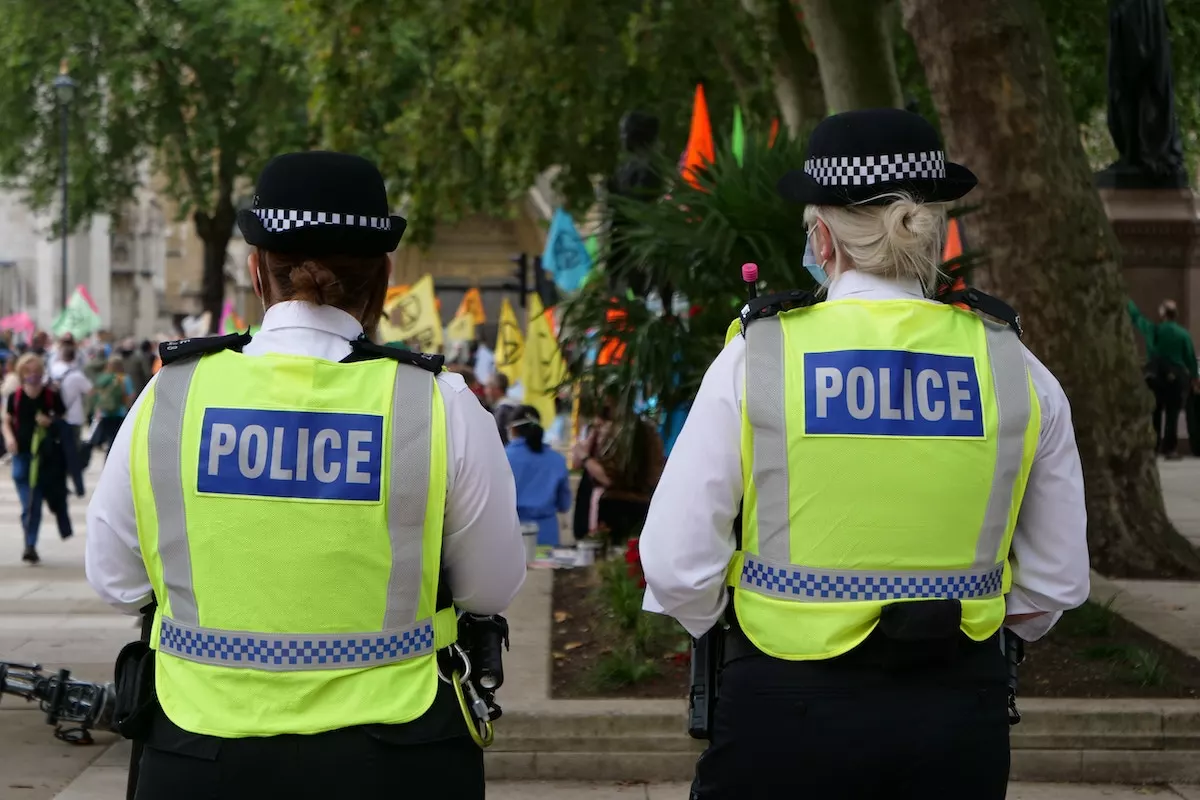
[0, 454, 1196, 798]
[1097, 458, 1200, 662]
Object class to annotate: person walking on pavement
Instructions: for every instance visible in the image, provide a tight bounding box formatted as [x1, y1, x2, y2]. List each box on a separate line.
[85, 151, 526, 800]
[638, 109, 1091, 800]
[2, 353, 74, 563]
[1129, 298, 1199, 458]
[51, 337, 92, 496]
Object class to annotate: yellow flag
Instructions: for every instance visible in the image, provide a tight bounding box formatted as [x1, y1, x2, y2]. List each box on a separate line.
[523, 293, 567, 427]
[456, 288, 487, 325]
[495, 298, 524, 385]
[446, 313, 476, 344]
[380, 275, 443, 351]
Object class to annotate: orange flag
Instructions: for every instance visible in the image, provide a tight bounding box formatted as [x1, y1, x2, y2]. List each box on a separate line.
[386, 285, 410, 305]
[681, 84, 714, 189]
[768, 118, 780, 148]
[597, 304, 628, 365]
[943, 217, 964, 263]
[456, 288, 487, 325]
[941, 217, 969, 307]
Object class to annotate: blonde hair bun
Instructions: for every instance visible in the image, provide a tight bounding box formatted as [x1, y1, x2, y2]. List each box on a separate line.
[803, 191, 947, 291]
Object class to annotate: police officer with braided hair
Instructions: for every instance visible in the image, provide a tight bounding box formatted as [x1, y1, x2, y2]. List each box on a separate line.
[639, 110, 1090, 799]
[85, 152, 525, 799]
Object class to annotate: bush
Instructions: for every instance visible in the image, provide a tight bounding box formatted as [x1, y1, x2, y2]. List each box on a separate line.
[588, 545, 689, 690]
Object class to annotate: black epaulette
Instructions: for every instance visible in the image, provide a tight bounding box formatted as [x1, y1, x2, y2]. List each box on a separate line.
[159, 331, 253, 366]
[942, 288, 1023, 338]
[342, 338, 446, 373]
[740, 289, 822, 337]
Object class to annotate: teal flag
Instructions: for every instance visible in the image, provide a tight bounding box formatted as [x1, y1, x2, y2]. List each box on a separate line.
[732, 106, 746, 167]
[542, 208, 592, 293]
[52, 285, 102, 340]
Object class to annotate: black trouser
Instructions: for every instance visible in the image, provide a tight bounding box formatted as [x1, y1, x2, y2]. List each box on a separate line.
[81, 415, 124, 467]
[1153, 374, 1185, 455]
[691, 631, 1010, 800]
[60, 423, 84, 496]
[135, 711, 484, 800]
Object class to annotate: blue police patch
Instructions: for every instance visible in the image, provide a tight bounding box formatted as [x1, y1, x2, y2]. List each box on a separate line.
[803, 350, 984, 438]
[197, 408, 384, 501]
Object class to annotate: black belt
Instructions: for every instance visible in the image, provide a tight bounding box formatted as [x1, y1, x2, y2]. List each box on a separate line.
[723, 624, 1004, 676]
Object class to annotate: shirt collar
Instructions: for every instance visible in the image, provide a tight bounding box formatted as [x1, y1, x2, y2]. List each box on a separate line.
[826, 270, 926, 302]
[258, 301, 364, 341]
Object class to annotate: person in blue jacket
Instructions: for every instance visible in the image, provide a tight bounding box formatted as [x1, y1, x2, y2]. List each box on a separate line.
[505, 405, 571, 548]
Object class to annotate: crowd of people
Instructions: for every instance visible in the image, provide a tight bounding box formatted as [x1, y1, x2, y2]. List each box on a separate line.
[0, 329, 156, 563]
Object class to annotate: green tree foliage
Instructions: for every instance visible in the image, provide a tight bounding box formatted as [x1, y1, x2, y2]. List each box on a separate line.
[279, 0, 778, 242]
[0, 0, 311, 327]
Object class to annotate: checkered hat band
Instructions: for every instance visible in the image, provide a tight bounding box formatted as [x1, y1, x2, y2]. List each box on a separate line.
[739, 555, 1005, 603]
[803, 150, 947, 187]
[158, 617, 436, 671]
[253, 208, 392, 234]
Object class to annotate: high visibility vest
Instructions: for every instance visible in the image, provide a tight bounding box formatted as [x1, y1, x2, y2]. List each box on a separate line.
[729, 299, 1041, 660]
[129, 349, 454, 737]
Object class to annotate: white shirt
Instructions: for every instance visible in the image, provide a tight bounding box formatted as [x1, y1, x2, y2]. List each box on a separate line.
[57, 368, 93, 426]
[85, 301, 527, 616]
[640, 271, 1090, 642]
[474, 344, 495, 385]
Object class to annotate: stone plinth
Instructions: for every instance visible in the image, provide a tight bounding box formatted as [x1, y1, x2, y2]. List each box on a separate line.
[1099, 188, 1200, 341]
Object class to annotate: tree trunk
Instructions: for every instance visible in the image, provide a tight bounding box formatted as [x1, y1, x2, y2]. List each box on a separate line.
[741, 0, 826, 134]
[798, 0, 904, 112]
[193, 193, 237, 335]
[901, 0, 1200, 577]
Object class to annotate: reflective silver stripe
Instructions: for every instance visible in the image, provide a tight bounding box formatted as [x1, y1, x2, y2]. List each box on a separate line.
[384, 369, 434, 630]
[159, 616, 435, 671]
[150, 360, 202, 626]
[745, 315, 791, 562]
[973, 322, 1031, 568]
[740, 554, 1005, 603]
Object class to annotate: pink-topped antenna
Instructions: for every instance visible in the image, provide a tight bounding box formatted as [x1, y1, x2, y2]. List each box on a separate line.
[741, 262, 759, 301]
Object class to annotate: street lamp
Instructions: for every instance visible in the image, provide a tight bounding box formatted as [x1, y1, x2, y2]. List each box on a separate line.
[52, 60, 76, 312]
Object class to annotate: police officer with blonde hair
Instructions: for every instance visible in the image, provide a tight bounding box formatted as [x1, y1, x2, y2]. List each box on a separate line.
[85, 152, 526, 799]
[639, 109, 1090, 799]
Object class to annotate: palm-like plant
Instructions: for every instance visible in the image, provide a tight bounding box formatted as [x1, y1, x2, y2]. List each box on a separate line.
[559, 129, 814, 469]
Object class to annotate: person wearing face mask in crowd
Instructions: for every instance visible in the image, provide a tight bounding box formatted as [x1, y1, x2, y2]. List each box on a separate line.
[2, 353, 73, 563]
[48, 333, 82, 382]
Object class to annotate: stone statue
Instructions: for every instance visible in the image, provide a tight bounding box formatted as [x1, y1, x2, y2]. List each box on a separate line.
[1097, 0, 1188, 189]
[606, 111, 663, 296]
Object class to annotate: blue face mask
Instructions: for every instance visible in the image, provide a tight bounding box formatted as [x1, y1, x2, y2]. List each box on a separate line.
[802, 230, 827, 284]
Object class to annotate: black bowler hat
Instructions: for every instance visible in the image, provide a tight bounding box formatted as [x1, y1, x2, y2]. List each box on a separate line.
[778, 108, 977, 207]
[237, 151, 407, 256]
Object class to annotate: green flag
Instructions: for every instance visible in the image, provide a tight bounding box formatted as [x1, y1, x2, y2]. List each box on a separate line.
[732, 106, 746, 167]
[52, 286, 102, 340]
[584, 234, 599, 263]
